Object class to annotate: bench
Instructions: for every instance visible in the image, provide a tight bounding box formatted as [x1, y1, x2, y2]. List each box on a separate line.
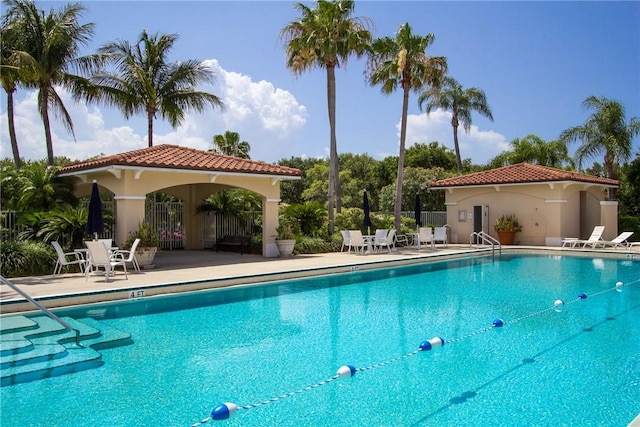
[215, 235, 251, 254]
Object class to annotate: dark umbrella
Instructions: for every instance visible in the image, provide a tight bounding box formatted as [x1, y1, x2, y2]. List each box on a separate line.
[363, 190, 372, 235]
[414, 193, 422, 228]
[86, 180, 104, 241]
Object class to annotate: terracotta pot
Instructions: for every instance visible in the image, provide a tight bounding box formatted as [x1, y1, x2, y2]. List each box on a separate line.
[496, 231, 516, 245]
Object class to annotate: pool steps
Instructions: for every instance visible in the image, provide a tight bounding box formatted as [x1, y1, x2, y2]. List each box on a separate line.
[0, 315, 132, 386]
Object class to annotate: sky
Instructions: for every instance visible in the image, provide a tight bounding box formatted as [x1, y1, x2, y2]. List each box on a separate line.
[1, 1, 639, 167]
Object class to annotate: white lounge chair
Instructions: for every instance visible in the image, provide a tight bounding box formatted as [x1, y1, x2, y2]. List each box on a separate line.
[601, 231, 634, 249]
[340, 230, 352, 253]
[85, 241, 128, 282]
[433, 226, 448, 247]
[419, 227, 435, 250]
[562, 226, 605, 248]
[51, 241, 86, 275]
[348, 230, 367, 255]
[114, 238, 141, 272]
[374, 229, 395, 253]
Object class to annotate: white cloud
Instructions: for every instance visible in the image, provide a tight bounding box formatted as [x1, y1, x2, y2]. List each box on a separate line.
[403, 108, 509, 164]
[0, 59, 308, 163]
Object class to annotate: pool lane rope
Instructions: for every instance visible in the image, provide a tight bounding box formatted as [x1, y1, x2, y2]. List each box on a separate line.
[191, 279, 637, 425]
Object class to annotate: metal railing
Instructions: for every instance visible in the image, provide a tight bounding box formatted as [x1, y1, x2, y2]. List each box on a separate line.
[469, 231, 502, 258]
[0, 276, 81, 347]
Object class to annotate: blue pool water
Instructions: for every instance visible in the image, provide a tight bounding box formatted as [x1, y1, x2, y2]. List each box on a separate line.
[1, 254, 639, 426]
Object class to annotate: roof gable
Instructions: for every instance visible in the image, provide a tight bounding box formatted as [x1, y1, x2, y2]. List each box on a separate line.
[59, 144, 301, 177]
[430, 163, 618, 188]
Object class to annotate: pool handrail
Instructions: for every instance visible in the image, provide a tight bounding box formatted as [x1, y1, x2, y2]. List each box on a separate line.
[0, 275, 82, 347]
[469, 231, 502, 258]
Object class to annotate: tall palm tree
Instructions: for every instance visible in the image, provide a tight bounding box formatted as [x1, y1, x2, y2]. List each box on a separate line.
[366, 22, 447, 231]
[560, 96, 640, 189]
[488, 134, 574, 169]
[280, 0, 372, 235]
[418, 76, 493, 173]
[3, 0, 95, 166]
[210, 130, 251, 159]
[84, 29, 223, 147]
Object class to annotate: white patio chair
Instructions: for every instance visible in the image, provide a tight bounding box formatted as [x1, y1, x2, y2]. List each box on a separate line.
[561, 226, 605, 248]
[51, 241, 85, 275]
[373, 229, 388, 252]
[340, 230, 352, 253]
[98, 238, 113, 250]
[601, 231, 634, 249]
[348, 230, 367, 255]
[114, 238, 141, 273]
[85, 241, 128, 282]
[419, 227, 435, 250]
[375, 229, 396, 253]
[433, 226, 448, 247]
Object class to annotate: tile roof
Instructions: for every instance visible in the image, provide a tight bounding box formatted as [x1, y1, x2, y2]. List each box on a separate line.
[59, 144, 301, 177]
[430, 163, 618, 188]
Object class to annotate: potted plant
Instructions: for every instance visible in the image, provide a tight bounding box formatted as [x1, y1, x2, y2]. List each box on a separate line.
[494, 214, 522, 245]
[275, 220, 297, 257]
[124, 221, 160, 268]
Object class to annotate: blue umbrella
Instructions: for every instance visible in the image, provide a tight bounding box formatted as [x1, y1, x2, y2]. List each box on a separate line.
[414, 193, 422, 228]
[86, 181, 104, 240]
[363, 190, 372, 235]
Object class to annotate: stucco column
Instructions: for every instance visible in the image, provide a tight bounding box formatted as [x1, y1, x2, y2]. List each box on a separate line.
[263, 198, 280, 257]
[600, 201, 619, 240]
[544, 200, 565, 246]
[114, 196, 146, 246]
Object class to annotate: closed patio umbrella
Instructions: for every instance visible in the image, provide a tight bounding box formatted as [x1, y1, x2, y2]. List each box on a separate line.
[86, 180, 104, 241]
[414, 193, 422, 228]
[363, 190, 372, 235]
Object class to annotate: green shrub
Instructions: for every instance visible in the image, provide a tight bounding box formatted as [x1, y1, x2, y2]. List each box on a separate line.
[0, 240, 56, 278]
[294, 236, 335, 254]
[619, 216, 640, 241]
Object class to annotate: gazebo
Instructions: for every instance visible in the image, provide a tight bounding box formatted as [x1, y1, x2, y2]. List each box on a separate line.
[430, 163, 619, 246]
[58, 144, 301, 257]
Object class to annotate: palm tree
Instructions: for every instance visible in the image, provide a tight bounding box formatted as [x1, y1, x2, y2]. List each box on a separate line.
[3, 0, 95, 166]
[418, 76, 493, 173]
[560, 96, 640, 190]
[366, 22, 447, 231]
[84, 29, 223, 147]
[280, 0, 372, 235]
[488, 134, 574, 169]
[210, 131, 251, 159]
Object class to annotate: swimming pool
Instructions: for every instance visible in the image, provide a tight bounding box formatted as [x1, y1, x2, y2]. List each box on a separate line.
[1, 254, 638, 426]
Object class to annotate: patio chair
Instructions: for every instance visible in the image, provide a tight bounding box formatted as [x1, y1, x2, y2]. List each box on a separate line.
[98, 238, 113, 251]
[433, 226, 448, 247]
[579, 226, 607, 248]
[419, 227, 435, 250]
[373, 229, 389, 252]
[340, 230, 352, 253]
[114, 238, 141, 273]
[374, 229, 395, 253]
[348, 230, 367, 255]
[601, 231, 634, 249]
[85, 241, 128, 282]
[51, 241, 86, 276]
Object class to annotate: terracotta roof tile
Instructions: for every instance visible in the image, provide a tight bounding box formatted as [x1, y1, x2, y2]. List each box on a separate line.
[430, 163, 618, 188]
[59, 144, 301, 177]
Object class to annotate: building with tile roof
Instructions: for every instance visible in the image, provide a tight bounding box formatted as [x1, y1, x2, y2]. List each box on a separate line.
[430, 163, 619, 245]
[59, 145, 301, 257]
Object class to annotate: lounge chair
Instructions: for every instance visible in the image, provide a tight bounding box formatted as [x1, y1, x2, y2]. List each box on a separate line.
[561, 226, 605, 248]
[51, 241, 86, 275]
[601, 231, 634, 249]
[419, 227, 435, 250]
[85, 241, 128, 282]
[374, 229, 395, 253]
[340, 230, 352, 253]
[433, 226, 448, 247]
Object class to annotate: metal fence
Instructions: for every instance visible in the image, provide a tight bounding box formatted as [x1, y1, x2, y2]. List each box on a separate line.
[145, 201, 185, 250]
[402, 211, 447, 227]
[201, 211, 260, 249]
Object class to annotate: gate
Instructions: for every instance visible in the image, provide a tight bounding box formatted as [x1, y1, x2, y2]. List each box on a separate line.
[146, 201, 184, 250]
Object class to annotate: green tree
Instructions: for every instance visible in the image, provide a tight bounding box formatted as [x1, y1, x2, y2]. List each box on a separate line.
[366, 22, 447, 230]
[278, 156, 326, 204]
[488, 134, 574, 169]
[378, 166, 453, 213]
[84, 29, 223, 147]
[16, 162, 77, 211]
[404, 141, 457, 170]
[560, 96, 640, 187]
[3, 0, 96, 165]
[280, 0, 372, 235]
[418, 76, 493, 173]
[618, 153, 640, 216]
[210, 130, 251, 159]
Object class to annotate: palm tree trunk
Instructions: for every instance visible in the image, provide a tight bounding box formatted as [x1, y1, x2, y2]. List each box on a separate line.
[604, 152, 616, 199]
[6, 90, 22, 169]
[395, 85, 410, 231]
[39, 87, 55, 166]
[147, 110, 154, 147]
[327, 65, 337, 234]
[452, 120, 462, 174]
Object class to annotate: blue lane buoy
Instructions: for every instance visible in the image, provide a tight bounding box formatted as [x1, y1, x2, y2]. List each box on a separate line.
[211, 402, 238, 420]
[419, 336, 444, 351]
[616, 281, 624, 292]
[337, 365, 357, 378]
[492, 318, 505, 328]
[578, 292, 588, 300]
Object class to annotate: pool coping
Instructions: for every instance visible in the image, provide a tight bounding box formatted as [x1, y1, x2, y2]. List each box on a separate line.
[1, 246, 638, 314]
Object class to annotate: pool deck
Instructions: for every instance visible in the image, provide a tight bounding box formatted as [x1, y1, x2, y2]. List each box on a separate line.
[2, 244, 639, 314]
